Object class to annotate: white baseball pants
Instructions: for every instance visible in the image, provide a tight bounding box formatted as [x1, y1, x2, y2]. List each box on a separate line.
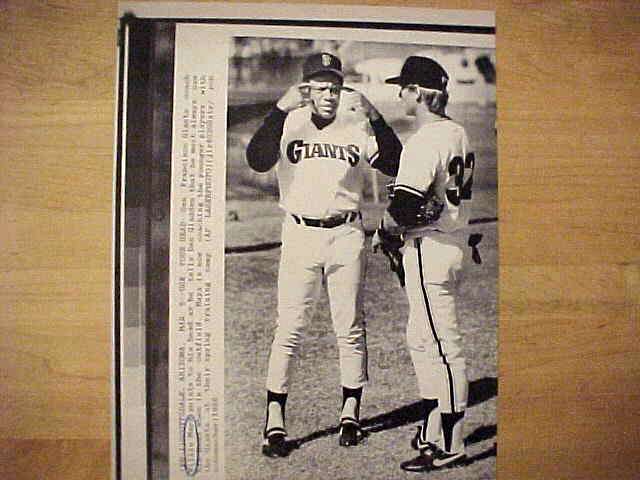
[266, 214, 368, 393]
[402, 233, 468, 413]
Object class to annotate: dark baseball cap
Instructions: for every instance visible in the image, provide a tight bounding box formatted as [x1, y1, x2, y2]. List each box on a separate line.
[302, 52, 344, 81]
[385, 56, 449, 91]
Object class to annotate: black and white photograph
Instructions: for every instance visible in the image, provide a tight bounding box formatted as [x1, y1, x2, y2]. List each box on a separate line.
[113, 3, 496, 479]
[225, 37, 497, 480]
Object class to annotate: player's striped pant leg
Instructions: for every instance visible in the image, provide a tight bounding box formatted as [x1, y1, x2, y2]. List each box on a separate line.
[403, 236, 468, 413]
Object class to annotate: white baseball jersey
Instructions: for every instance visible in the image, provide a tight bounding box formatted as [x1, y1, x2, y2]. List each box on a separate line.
[276, 107, 379, 217]
[395, 119, 474, 236]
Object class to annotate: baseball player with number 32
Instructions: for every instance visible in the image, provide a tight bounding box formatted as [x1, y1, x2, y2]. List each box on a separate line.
[246, 52, 402, 458]
[374, 56, 477, 472]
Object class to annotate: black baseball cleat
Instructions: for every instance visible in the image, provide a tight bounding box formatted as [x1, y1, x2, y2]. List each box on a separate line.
[400, 443, 466, 472]
[338, 419, 364, 447]
[262, 428, 290, 458]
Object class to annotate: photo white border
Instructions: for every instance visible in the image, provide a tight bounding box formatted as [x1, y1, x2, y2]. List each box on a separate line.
[114, 3, 496, 479]
[119, 2, 494, 28]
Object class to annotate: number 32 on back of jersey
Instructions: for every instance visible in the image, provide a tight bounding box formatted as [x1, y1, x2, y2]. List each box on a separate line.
[446, 153, 475, 206]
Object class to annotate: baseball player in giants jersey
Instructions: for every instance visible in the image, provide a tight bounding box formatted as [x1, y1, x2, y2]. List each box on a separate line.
[378, 56, 476, 471]
[246, 52, 401, 457]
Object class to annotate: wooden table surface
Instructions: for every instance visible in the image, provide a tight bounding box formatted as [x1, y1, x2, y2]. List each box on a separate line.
[1, 1, 638, 479]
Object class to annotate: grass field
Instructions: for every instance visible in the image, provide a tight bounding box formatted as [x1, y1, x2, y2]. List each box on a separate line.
[223, 98, 497, 479]
[224, 222, 497, 479]
[224, 217, 497, 480]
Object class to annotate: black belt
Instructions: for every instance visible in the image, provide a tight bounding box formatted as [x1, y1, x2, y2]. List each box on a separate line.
[291, 211, 360, 228]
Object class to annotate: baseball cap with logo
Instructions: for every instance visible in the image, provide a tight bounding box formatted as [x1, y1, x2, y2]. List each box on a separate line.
[385, 56, 449, 91]
[302, 52, 344, 81]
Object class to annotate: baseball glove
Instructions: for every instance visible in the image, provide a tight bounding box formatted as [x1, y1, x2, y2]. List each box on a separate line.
[372, 225, 405, 287]
[386, 182, 445, 229]
[416, 194, 445, 226]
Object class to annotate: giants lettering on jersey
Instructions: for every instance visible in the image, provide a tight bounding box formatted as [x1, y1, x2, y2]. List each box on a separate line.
[286, 140, 361, 166]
